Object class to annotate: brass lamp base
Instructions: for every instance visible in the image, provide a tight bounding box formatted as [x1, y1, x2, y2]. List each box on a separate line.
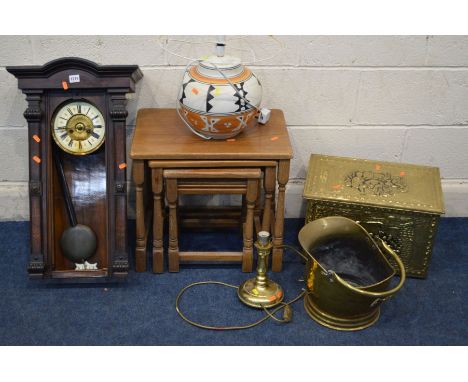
[304, 296, 380, 331]
[238, 230, 284, 309]
[238, 278, 284, 309]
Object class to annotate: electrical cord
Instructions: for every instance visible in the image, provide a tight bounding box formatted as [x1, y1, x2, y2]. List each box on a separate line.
[175, 280, 306, 331]
[158, 35, 284, 64]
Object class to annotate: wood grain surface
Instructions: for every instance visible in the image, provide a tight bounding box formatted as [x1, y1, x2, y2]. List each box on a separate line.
[130, 109, 292, 160]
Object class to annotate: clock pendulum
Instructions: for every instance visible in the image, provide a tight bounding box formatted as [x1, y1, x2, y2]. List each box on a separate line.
[51, 100, 105, 270]
[53, 144, 98, 269]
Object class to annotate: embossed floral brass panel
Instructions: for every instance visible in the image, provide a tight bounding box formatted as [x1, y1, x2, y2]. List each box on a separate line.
[303, 154, 444, 278]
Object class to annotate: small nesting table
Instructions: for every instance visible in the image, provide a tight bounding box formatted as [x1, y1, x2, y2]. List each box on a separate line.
[164, 168, 261, 272]
[130, 108, 292, 273]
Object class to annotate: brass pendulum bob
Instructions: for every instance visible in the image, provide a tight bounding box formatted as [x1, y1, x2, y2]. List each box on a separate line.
[238, 231, 284, 308]
[53, 145, 97, 264]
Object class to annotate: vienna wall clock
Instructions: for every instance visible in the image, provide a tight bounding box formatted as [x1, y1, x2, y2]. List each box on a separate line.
[7, 58, 142, 281]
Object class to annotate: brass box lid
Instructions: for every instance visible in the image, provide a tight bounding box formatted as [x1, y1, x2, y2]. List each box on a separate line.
[304, 154, 444, 214]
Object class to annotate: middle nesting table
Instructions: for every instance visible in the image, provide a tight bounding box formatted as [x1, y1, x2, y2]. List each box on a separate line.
[150, 161, 278, 273]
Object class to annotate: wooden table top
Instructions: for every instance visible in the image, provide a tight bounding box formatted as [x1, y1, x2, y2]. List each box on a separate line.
[130, 108, 292, 160]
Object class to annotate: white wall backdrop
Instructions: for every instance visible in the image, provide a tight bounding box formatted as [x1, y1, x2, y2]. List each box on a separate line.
[1, 35, 467, 220]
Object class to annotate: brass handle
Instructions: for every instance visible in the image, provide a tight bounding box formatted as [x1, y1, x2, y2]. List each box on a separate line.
[333, 238, 406, 298]
[279, 244, 309, 262]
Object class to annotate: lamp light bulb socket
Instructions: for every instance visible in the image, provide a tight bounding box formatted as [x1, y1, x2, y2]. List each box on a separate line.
[257, 231, 270, 246]
[216, 43, 226, 57]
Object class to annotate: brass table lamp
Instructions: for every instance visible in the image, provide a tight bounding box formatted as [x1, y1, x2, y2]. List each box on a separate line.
[238, 231, 284, 308]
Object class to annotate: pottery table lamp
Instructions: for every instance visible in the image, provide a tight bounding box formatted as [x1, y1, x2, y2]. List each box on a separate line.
[176, 37, 263, 139]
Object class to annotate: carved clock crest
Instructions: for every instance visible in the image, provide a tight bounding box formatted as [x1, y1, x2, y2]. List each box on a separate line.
[7, 58, 143, 281]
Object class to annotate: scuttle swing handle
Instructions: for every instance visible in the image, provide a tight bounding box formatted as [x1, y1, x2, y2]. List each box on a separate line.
[333, 238, 406, 298]
[279, 244, 310, 262]
[280, 236, 405, 298]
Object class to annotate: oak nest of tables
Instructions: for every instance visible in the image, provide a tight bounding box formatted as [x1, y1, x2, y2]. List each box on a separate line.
[130, 108, 292, 273]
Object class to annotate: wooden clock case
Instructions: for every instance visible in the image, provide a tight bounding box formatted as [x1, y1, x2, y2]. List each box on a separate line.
[7, 57, 143, 281]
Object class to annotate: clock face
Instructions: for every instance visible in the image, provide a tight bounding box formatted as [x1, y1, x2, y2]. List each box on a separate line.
[52, 101, 106, 155]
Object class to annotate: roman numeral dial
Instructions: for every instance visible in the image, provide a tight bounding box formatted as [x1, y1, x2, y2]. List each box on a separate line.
[51, 101, 106, 155]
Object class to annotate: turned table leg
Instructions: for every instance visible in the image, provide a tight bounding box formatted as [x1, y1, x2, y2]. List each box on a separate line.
[152, 168, 164, 273]
[242, 179, 257, 272]
[241, 194, 247, 222]
[272, 160, 290, 272]
[262, 166, 276, 233]
[166, 178, 180, 272]
[133, 160, 147, 272]
[254, 177, 262, 234]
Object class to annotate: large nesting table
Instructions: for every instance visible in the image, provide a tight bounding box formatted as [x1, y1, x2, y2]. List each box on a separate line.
[130, 108, 292, 273]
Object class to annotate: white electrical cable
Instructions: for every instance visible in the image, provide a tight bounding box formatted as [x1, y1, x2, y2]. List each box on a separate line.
[176, 60, 213, 140]
[159, 35, 284, 65]
[243, 35, 285, 65]
[163, 35, 249, 45]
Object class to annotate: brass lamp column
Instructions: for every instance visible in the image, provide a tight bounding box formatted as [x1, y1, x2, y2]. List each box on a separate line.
[238, 231, 284, 308]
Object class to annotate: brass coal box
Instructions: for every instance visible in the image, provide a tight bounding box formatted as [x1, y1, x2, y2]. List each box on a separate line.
[303, 154, 444, 278]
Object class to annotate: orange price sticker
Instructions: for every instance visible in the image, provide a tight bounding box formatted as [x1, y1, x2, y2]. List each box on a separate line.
[400, 171, 406, 177]
[61, 81, 69, 90]
[191, 88, 199, 95]
[270, 136, 279, 141]
[118, 163, 127, 170]
[375, 164, 382, 171]
[32, 155, 41, 164]
[32, 134, 41, 143]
